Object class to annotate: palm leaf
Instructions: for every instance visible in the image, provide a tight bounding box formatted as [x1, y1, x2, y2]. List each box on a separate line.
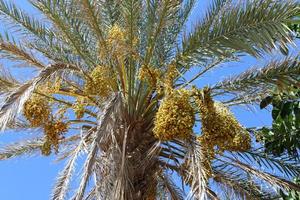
[213, 57, 300, 104]
[0, 63, 78, 130]
[73, 93, 123, 200]
[160, 172, 185, 200]
[0, 65, 18, 94]
[234, 150, 300, 178]
[0, 138, 43, 160]
[225, 158, 300, 192]
[31, 0, 97, 67]
[52, 139, 84, 200]
[213, 169, 279, 199]
[0, 0, 47, 38]
[180, 0, 299, 66]
[183, 138, 209, 199]
[0, 35, 44, 68]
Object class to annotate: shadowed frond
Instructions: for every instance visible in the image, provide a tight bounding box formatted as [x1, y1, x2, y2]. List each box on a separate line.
[160, 173, 185, 200]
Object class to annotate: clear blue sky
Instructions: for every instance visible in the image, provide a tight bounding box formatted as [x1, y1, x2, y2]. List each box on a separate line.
[0, 0, 297, 199]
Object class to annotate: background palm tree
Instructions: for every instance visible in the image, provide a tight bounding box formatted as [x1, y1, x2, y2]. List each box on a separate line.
[0, 0, 299, 199]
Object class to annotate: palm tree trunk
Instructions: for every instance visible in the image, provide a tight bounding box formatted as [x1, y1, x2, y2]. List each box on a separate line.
[128, 132, 158, 200]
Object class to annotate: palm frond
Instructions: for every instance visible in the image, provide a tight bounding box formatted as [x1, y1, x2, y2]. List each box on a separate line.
[99, 0, 121, 27]
[0, 0, 47, 38]
[180, 0, 299, 66]
[0, 0, 74, 64]
[213, 169, 278, 200]
[0, 35, 45, 68]
[52, 139, 84, 200]
[79, 0, 106, 43]
[227, 158, 300, 192]
[151, 0, 196, 67]
[83, 187, 96, 200]
[184, 138, 209, 200]
[0, 63, 78, 130]
[233, 150, 300, 178]
[0, 138, 43, 160]
[31, 0, 97, 67]
[143, 0, 183, 66]
[73, 93, 123, 200]
[160, 172, 185, 200]
[0, 65, 18, 94]
[0, 0, 299, 199]
[213, 57, 300, 104]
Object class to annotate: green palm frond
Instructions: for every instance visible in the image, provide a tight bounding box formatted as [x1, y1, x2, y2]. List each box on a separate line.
[151, 0, 196, 67]
[234, 150, 300, 178]
[213, 57, 300, 104]
[31, 0, 97, 67]
[100, 0, 121, 26]
[213, 170, 278, 200]
[78, 0, 106, 43]
[0, 34, 45, 68]
[0, 0, 47, 37]
[180, 0, 299, 66]
[0, 0, 82, 65]
[143, 0, 184, 67]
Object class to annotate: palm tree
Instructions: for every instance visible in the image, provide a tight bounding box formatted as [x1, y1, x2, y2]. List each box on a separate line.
[0, 0, 299, 199]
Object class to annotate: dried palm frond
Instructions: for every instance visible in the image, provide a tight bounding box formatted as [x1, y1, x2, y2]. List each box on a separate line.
[0, 63, 78, 130]
[0, 65, 18, 93]
[160, 172, 185, 200]
[183, 138, 209, 200]
[73, 93, 123, 200]
[52, 137, 85, 200]
[0, 138, 43, 160]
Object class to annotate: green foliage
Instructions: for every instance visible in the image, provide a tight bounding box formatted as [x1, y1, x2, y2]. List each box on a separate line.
[290, 23, 300, 38]
[280, 178, 300, 200]
[258, 87, 300, 157]
[288, 14, 300, 38]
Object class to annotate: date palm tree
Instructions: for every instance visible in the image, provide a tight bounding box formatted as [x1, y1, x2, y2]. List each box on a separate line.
[0, 0, 300, 199]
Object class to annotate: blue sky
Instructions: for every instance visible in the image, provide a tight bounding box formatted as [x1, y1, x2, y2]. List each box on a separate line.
[0, 0, 298, 199]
